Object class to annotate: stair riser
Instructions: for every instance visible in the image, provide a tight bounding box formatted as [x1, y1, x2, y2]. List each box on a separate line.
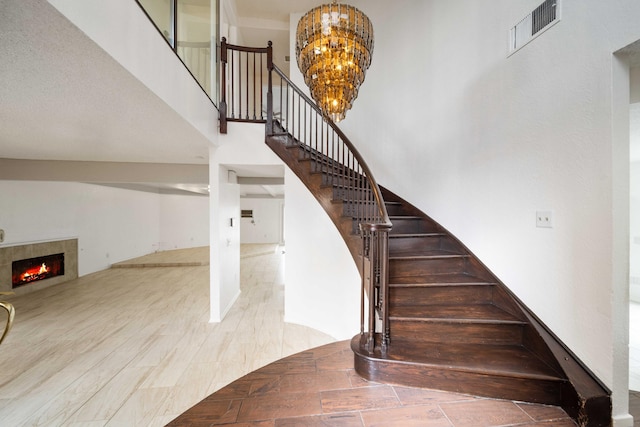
[341, 203, 383, 219]
[306, 153, 338, 167]
[389, 219, 439, 234]
[390, 321, 524, 346]
[389, 257, 467, 277]
[389, 235, 461, 253]
[286, 145, 313, 162]
[332, 186, 372, 201]
[353, 351, 563, 406]
[340, 202, 414, 220]
[322, 173, 365, 188]
[390, 285, 495, 307]
[305, 154, 339, 166]
[385, 203, 407, 216]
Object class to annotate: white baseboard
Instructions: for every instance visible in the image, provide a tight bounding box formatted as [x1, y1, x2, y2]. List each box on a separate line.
[612, 413, 633, 427]
[220, 289, 242, 320]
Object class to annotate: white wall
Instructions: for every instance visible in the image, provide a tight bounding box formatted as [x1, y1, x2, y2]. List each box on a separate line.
[0, 181, 206, 276]
[0, 181, 159, 275]
[49, 0, 218, 144]
[159, 194, 209, 251]
[209, 123, 277, 322]
[630, 96, 640, 302]
[631, 161, 640, 301]
[289, 0, 640, 422]
[220, 0, 241, 45]
[209, 153, 239, 322]
[283, 169, 361, 339]
[240, 198, 282, 244]
[210, 122, 359, 339]
[219, 165, 241, 318]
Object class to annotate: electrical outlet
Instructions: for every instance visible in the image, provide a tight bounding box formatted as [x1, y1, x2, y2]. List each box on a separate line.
[536, 211, 552, 228]
[0, 229, 4, 243]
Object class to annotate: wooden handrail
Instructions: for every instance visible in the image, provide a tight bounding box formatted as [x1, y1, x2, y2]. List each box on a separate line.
[275, 69, 387, 220]
[221, 39, 392, 353]
[267, 65, 391, 228]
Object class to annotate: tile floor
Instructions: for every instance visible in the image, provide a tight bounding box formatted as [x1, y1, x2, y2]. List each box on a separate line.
[0, 245, 334, 426]
[631, 390, 640, 427]
[630, 302, 640, 392]
[168, 340, 577, 427]
[631, 302, 640, 425]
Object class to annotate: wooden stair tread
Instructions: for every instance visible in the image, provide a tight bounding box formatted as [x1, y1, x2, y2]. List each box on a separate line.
[390, 273, 494, 286]
[389, 304, 524, 324]
[389, 232, 444, 238]
[328, 183, 371, 190]
[382, 342, 563, 381]
[331, 198, 378, 205]
[314, 169, 364, 178]
[389, 249, 467, 259]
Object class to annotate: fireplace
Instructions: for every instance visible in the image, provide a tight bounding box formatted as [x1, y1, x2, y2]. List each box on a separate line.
[0, 238, 78, 295]
[12, 253, 65, 288]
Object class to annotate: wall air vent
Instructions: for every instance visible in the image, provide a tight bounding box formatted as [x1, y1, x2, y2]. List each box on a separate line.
[509, 0, 561, 56]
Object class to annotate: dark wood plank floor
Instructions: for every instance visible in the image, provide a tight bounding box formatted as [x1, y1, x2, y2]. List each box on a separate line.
[630, 390, 640, 426]
[167, 340, 577, 426]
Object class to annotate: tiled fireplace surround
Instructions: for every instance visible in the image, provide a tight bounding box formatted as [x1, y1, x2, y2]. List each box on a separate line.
[0, 238, 78, 295]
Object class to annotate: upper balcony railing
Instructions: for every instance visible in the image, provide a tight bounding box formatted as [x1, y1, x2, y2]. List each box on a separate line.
[135, 0, 215, 101]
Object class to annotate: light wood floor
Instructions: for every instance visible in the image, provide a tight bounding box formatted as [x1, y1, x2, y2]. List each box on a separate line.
[630, 302, 640, 392]
[0, 245, 335, 426]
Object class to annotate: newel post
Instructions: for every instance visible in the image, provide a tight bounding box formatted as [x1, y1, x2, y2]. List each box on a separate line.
[379, 227, 390, 354]
[219, 37, 228, 134]
[358, 222, 391, 355]
[265, 41, 273, 136]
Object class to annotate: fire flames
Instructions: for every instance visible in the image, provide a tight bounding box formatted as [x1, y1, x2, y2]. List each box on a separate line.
[21, 263, 50, 283]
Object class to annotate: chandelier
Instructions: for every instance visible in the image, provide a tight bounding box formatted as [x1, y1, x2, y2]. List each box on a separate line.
[295, 1, 374, 122]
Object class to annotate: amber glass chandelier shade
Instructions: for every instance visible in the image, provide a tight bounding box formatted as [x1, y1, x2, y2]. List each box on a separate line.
[295, 2, 374, 122]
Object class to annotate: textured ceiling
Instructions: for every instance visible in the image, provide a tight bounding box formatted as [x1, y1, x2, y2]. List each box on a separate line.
[0, 0, 210, 165]
[0, 0, 325, 167]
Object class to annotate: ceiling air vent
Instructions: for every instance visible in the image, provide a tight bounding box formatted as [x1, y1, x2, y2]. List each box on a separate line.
[509, 0, 561, 56]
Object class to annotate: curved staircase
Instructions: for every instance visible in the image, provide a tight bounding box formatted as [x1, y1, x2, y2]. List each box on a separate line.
[220, 39, 612, 427]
